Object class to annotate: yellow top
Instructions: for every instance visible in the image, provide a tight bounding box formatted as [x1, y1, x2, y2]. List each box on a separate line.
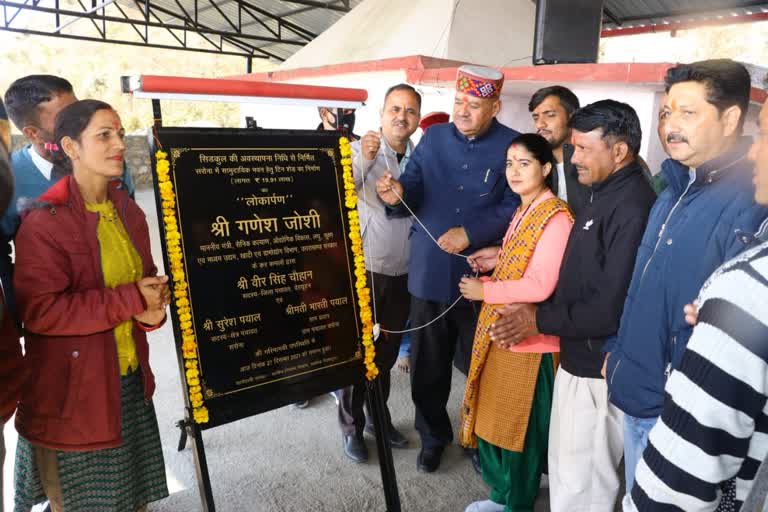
[85, 200, 143, 375]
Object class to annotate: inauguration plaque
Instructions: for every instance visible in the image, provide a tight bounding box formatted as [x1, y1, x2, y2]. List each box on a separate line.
[151, 128, 365, 428]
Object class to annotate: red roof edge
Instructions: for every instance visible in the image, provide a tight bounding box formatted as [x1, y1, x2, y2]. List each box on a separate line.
[601, 12, 768, 38]
[228, 55, 767, 104]
[407, 62, 677, 86]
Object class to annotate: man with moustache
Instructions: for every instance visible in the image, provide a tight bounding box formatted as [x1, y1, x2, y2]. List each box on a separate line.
[605, 59, 768, 496]
[337, 84, 421, 462]
[487, 100, 655, 510]
[529, 86, 591, 216]
[376, 65, 520, 473]
[625, 95, 768, 512]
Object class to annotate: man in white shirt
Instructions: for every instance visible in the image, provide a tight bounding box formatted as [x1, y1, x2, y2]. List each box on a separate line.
[528, 86, 591, 216]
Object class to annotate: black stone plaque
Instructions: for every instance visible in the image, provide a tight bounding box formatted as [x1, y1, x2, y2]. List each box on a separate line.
[151, 128, 365, 428]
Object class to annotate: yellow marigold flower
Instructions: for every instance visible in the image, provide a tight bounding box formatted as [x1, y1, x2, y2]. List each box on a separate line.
[186, 368, 199, 378]
[193, 407, 209, 423]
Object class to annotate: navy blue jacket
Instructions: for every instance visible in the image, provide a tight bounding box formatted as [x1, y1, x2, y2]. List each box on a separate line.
[606, 137, 768, 418]
[389, 119, 520, 303]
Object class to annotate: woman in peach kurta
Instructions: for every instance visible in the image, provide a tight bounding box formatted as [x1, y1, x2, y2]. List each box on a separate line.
[459, 134, 573, 512]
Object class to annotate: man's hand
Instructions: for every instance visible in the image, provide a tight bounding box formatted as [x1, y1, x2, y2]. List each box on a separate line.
[437, 227, 470, 254]
[489, 303, 540, 348]
[684, 302, 699, 326]
[467, 246, 501, 273]
[459, 277, 484, 301]
[361, 131, 382, 161]
[376, 172, 404, 205]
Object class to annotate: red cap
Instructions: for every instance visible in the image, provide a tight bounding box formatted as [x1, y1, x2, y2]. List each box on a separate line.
[419, 111, 450, 131]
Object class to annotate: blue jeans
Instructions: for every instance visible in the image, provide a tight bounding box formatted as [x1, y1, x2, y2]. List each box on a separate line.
[398, 329, 411, 358]
[624, 414, 658, 493]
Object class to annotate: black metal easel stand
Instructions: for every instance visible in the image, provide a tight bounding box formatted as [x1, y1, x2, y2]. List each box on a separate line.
[176, 414, 217, 511]
[365, 376, 402, 512]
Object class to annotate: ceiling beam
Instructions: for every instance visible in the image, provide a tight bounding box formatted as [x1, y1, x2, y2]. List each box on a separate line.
[277, 0, 348, 13]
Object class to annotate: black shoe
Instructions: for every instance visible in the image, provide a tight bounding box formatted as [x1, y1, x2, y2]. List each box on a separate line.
[343, 433, 369, 463]
[417, 446, 444, 473]
[364, 423, 409, 449]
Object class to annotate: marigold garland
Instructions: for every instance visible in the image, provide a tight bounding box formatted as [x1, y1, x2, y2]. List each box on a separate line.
[339, 137, 378, 380]
[155, 150, 209, 424]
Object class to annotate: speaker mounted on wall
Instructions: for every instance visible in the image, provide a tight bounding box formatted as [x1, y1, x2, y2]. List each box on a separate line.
[533, 0, 605, 65]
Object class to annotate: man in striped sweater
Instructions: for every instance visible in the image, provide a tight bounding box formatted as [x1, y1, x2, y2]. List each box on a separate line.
[625, 97, 768, 511]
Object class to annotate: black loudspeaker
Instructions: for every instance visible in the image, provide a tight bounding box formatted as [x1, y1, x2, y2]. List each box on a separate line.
[533, 0, 605, 65]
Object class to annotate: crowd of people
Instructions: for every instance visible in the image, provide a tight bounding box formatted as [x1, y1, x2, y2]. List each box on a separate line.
[0, 79, 167, 512]
[0, 57, 766, 512]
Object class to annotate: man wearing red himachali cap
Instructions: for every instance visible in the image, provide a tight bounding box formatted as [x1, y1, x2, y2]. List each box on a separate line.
[377, 65, 521, 474]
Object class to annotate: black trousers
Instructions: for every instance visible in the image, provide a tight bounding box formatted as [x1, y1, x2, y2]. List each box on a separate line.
[338, 272, 410, 436]
[410, 296, 477, 449]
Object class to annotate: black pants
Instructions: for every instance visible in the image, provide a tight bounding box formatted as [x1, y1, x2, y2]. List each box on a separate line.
[338, 272, 410, 436]
[410, 296, 477, 449]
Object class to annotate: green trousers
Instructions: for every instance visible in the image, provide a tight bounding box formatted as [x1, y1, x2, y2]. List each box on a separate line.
[477, 353, 554, 512]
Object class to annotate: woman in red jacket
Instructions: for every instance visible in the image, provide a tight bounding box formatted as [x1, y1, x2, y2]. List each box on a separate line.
[12, 99, 170, 512]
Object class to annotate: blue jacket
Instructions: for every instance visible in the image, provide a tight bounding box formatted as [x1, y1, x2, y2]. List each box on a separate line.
[606, 137, 768, 418]
[389, 119, 520, 303]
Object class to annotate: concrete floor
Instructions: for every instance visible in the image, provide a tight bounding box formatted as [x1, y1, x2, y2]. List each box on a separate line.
[3, 189, 619, 512]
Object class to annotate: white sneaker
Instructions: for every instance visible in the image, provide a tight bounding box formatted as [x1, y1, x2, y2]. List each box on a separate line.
[464, 500, 505, 512]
